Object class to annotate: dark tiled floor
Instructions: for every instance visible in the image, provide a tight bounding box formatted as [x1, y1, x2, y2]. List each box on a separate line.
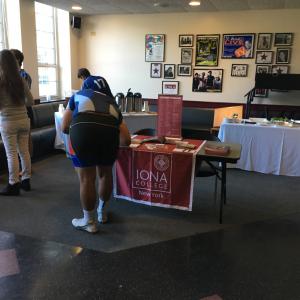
[1, 213, 300, 300]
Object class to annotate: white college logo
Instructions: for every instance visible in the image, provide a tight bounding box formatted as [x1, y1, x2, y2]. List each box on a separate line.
[154, 154, 170, 172]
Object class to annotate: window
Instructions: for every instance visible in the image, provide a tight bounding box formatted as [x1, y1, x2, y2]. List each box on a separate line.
[0, 0, 5, 50]
[35, 1, 58, 99]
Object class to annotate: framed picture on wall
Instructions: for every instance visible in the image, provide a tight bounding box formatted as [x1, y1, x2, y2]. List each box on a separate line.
[145, 34, 165, 62]
[181, 48, 193, 64]
[150, 63, 162, 78]
[256, 65, 271, 74]
[272, 65, 289, 74]
[254, 89, 269, 98]
[276, 48, 291, 64]
[177, 64, 192, 76]
[162, 81, 179, 95]
[179, 34, 194, 47]
[222, 33, 255, 58]
[195, 34, 220, 66]
[192, 69, 223, 93]
[274, 33, 293, 46]
[231, 64, 248, 77]
[257, 33, 272, 50]
[164, 64, 175, 79]
[256, 51, 273, 64]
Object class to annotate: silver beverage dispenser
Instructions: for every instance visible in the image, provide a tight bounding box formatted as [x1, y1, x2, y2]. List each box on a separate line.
[125, 89, 134, 112]
[133, 92, 143, 112]
[115, 92, 125, 112]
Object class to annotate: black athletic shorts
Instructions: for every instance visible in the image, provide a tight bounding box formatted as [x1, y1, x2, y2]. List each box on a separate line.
[69, 113, 120, 168]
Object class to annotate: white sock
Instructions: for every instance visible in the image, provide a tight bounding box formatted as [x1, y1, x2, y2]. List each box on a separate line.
[73, 209, 95, 227]
[97, 199, 106, 212]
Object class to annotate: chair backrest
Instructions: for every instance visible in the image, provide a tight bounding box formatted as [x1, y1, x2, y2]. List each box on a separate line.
[182, 129, 220, 141]
[134, 128, 156, 136]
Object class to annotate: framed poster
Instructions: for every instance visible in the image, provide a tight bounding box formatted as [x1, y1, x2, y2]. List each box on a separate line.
[162, 81, 179, 95]
[254, 89, 269, 98]
[256, 65, 271, 74]
[179, 34, 194, 47]
[164, 64, 175, 79]
[272, 65, 289, 74]
[150, 63, 162, 78]
[222, 33, 255, 58]
[257, 33, 272, 50]
[231, 64, 248, 77]
[195, 34, 220, 66]
[256, 51, 273, 64]
[181, 48, 193, 64]
[274, 33, 293, 46]
[276, 48, 291, 64]
[145, 34, 165, 62]
[192, 69, 223, 93]
[177, 64, 192, 76]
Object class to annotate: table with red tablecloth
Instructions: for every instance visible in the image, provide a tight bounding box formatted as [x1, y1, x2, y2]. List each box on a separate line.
[114, 137, 204, 211]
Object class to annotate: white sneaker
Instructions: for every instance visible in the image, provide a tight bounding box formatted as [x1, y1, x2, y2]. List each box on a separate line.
[97, 200, 108, 224]
[72, 218, 98, 233]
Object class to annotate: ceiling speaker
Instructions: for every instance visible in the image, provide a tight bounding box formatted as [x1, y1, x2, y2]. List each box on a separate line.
[71, 16, 81, 29]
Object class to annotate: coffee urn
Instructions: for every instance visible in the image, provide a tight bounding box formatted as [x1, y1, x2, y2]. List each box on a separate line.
[133, 92, 143, 112]
[125, 89, 134, 112]
[115, 92, 125, 112]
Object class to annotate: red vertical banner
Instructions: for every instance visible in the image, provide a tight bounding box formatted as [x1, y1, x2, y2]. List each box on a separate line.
[157, 95, 183, 138]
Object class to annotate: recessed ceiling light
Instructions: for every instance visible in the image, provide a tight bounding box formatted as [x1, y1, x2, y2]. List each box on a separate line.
[189, 1, 201, 6]
[72, 5, 82, 11]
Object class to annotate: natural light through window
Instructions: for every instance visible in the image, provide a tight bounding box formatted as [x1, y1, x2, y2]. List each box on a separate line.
[35, 1, 58, 99]
[0, 0, 4, 50]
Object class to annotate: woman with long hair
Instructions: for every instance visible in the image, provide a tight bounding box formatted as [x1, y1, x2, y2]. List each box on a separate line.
[0, 49, 34, 195]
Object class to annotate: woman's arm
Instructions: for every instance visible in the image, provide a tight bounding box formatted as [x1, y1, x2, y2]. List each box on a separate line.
[61, 109, 73, 134]
[119, 121, 131, 146]
[23, 78, 34, 107]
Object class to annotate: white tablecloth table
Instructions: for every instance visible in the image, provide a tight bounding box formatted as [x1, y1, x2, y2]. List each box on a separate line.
[218, 123, 300, 176]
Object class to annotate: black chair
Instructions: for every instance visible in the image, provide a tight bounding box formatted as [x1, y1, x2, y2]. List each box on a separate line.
[134, 128, 156, 136]
[182, 129, 221, 205]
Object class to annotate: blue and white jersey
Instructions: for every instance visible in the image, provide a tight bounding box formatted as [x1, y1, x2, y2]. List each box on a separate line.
[67, 89, 122, 124]
[81, 75, 113, 98]
[20, 69, 32, 89]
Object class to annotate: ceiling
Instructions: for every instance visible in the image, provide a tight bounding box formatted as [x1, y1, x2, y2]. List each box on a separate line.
[37, 0, 300, 15]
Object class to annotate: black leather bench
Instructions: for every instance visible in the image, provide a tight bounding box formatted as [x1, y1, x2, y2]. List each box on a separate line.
[0, 101, 66, 173]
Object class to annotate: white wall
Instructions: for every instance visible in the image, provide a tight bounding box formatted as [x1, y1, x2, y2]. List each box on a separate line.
[77, 9, 300, 105]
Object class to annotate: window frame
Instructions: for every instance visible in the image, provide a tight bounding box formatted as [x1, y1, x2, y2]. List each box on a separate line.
[35, 2, 60, 100]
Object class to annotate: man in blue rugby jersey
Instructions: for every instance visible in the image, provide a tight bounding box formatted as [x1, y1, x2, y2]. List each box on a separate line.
[77, 68, 113, 98]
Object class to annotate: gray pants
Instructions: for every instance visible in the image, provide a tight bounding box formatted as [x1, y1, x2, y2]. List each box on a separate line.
[0, 118, 31, 184]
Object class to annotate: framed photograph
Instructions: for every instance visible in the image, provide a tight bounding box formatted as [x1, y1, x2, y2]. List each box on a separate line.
[256, 51, 273, 64]
[177, 64, 192, 76]
[276, 48, 291, 64]
[274, 33, 293, 46]
[150, 63, 162, 78]
[192, 69, 223, 93]
[164, 64, 175, 79]
[254, 89, 269, 98]
[257, 33, 272, 50]
[181, 48, 193, 64]
[222, 33, 255, 58]
[231, 64, 248, 77]
[256, 65, 271, 74]
[179, 35, 194, 47]
[272, 65, 289, 75]
[162, 81, 179, 95]
[145, 34, 165, 62]
[195, 34, 220, 66]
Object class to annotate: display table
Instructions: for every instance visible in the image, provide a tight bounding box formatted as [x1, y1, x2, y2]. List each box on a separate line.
[218, 122, 300, 176]
[114, 137, 204, 211]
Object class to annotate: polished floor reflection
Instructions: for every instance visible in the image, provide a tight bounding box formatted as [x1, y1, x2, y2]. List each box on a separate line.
[0, 213, 300, 300]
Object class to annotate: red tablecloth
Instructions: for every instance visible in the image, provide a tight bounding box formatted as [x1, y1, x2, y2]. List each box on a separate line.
[114, 137, 204, 211]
